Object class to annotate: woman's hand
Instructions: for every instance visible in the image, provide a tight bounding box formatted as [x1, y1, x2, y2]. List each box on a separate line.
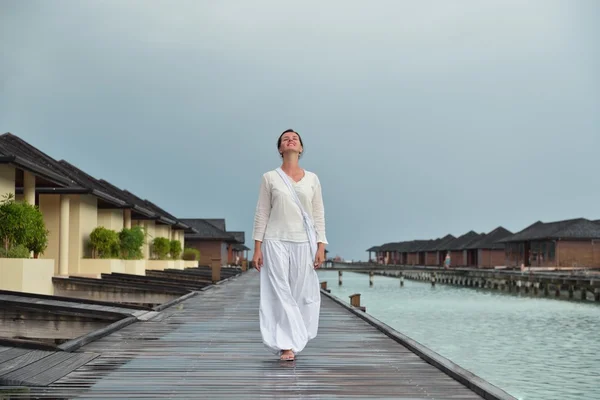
[252, 244, 263, 271]
[313, 245, 326, 269]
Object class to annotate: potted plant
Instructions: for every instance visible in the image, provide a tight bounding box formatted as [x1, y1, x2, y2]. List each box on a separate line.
[119, 226, 144, 260]
[182, 248, 200, 261]
[151, 237, 170, 260]
[89, 226, 120, 259]
[169, 239, 182, 260]
[0, 193, 49, 257]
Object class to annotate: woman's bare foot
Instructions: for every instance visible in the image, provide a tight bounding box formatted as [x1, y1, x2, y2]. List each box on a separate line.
[280, 349, 295, 361]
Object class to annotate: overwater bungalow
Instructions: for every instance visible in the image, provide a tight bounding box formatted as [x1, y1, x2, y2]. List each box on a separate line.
[429, 234, 457, 266]
[464, 226, 512, 268]
[438, 231, 483, 267]
[366, 245, 381, 263]
[498, 218, 600, 269]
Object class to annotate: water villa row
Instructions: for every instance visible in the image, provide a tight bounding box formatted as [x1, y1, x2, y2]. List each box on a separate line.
[0, 132, 252, 387]
[367, 218, 600, 270]
[0, 132, 250, 298]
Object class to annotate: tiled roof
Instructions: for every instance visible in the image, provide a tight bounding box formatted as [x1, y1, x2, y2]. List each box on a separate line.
[443, 231, 483, 251]
[0, 133, 74, 186]
[96, 179, 157, 218]
[499, 218, 600, 242]
[416, 238, 442, 252]
[232, 243, 250, 251]
[466, 227, 513, 249]
[122, 190, 176, 225]
[405, 240, 430, 252]
[205, 219, 226, 231]
[228, 231, 245, 244]
[0, 134, 127, 206]
[378, 242, 398, 252]
[431, 234, 457, 251]
[1, 133, 193, 231]
[181, 219, 235, 241]
[395, 241, 414, 252]
[366, 246, 381, 252]
[54, 160, 126, 207]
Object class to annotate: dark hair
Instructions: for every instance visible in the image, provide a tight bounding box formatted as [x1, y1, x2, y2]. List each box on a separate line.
[277, 129, 304, 158]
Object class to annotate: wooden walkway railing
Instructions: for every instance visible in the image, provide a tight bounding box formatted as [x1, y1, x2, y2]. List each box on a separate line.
[3, 271, 515, 399]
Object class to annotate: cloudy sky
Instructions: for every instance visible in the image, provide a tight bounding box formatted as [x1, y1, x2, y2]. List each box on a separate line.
[1, 0, 598, 260]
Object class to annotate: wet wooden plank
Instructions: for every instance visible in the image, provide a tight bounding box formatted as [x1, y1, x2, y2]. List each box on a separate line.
[0, 350, 53, 376]
[0, 348, 29, 364]
[10, 271, 505, 399]
[21, 352, 99, 386]
[0, 352, 75, 386]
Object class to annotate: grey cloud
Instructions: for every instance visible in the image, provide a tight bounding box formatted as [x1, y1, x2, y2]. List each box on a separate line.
[1, 0, 598, 260]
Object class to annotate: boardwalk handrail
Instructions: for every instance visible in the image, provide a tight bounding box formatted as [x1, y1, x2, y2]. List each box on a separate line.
[320, 288, 517, 400]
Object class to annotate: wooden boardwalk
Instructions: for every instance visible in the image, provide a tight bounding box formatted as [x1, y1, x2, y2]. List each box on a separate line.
[3, 271, 512, 399]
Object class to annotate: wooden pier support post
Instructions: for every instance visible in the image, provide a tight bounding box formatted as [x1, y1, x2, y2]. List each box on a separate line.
[241, 259, 247, 272]
[338, 270, 343, 286]
[211, 257, 221, 283]
[555, 286, 561, 297]
[595, 288, 600, 302]
[431, 272, 436, 287]
[568, 285, 574, 299]
[369, 271, 374, 287]
[320, 281, 331, 293]
[543, 283, 549, 297]
[516, 280, 522, 293]
[400, 272, 404, 287]
[581, 287, 587, 301]
[533, 282, 540, 295]
[349, 293, 366, 312]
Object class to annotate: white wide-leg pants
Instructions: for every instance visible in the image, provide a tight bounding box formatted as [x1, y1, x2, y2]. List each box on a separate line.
[260, 240, 321, 354]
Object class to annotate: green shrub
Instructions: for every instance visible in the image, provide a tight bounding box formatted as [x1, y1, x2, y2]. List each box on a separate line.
[169, 239, 182, 259]
[182, 248, 200, 261]
[0, 193, 49, 257]
[119, 226, 145, 259]
[0, 244, 31, 258]
[151, 237, 170, 260]
[89, 226, 120, 259]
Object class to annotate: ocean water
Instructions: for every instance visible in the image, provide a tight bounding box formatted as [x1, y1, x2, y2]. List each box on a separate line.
[317, 270, 600, 400]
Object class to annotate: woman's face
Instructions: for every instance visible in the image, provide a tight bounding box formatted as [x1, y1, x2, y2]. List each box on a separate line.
[279, 131, 303, 156]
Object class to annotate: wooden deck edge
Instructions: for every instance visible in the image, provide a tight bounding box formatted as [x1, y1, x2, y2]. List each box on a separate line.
[55, 274, 242, 353]
[320, 289, 517, 400]
[0, 337, 60, 352]
[58, 316, 138, 352]
[0, 287, 153, 310]
[153, 290, 199, 311]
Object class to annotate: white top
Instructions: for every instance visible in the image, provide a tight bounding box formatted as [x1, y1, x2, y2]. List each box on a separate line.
[253, 169, 328, 244]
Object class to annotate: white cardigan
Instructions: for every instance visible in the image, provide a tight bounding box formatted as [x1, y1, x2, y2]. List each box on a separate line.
[252, 169, 328, 244]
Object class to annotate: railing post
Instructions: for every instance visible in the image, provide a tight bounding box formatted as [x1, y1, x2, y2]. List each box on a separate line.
[349, 293, 365, 312]
[320, 281, 331, 293]
[241, 259, 247, 272]
[211, 257, 221, 283]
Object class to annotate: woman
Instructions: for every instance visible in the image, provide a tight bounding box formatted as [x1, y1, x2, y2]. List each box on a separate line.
[252, 129, 328, 361]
